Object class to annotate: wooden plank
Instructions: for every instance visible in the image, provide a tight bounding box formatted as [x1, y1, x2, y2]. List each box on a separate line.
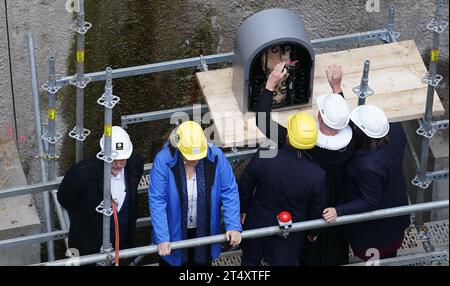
[196, 40, 446, 147]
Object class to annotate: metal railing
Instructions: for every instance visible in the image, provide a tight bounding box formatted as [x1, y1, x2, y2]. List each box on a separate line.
[35, 200, 448, 266]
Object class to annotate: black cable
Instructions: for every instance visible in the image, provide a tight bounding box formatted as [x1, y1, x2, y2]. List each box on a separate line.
[4, 0, 19, 143]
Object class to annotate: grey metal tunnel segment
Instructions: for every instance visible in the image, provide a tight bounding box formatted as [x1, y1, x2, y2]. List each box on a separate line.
[35, 200, 448, 266]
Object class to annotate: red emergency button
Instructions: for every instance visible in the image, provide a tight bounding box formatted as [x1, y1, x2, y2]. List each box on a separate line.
[277, 211, 292, 223]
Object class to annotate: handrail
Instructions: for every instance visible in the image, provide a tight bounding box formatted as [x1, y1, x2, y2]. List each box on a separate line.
[35, 200, 448, 266]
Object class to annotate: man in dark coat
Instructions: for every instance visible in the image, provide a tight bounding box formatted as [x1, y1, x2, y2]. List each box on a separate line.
[58, 126, 144, 256]
[239, 99, 327, 265]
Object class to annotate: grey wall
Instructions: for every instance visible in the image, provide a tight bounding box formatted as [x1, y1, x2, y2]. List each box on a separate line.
[3, 0, 72, 184]
[0, 0, 14, 144]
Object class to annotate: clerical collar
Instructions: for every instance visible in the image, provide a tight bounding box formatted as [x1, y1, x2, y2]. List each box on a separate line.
[316, 125, 353, 151]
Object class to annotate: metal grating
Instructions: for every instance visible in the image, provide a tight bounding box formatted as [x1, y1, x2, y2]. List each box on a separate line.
[213, 250, 243, 266]
[423, 220, 449, 248]
[138, 174, 150, 191]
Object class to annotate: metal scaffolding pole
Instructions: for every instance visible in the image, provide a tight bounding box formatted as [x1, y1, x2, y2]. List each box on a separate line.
[36, 200, 448, 266]
[412, 0, 449, 227]
[27, 33, 54, 261]
[353, 60, 374, 106]
[95, 67, 120, 265]
[68, 0, 92, 162]
[40, 56, 64, 261]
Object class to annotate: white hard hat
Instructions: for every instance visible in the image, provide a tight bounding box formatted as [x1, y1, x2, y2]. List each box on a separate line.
[350, 105, 390, 139]
[316, 94, 350, 130]
[99, 126, 133, 160]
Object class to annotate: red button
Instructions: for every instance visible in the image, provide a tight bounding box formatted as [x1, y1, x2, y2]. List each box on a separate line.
[277, 211, 292, 223]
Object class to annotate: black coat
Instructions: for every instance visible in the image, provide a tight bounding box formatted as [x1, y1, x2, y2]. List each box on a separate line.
[57, 153, 144, 256]
[336, 123, 410, 249]
[257, 88, 354, 265]
[239, 146, 327, 266]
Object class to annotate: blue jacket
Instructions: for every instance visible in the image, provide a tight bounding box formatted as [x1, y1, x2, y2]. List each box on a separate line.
[336, 123, 410, 249]
[149, 142, 242, 265]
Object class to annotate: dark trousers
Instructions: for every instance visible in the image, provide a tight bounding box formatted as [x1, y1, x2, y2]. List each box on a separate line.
[158, 228, 212, 266]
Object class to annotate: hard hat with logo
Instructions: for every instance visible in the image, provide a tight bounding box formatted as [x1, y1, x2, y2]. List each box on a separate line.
[350, 105, 390, 139]
[287, 112, 318, 150]
[173, 121, 208, 161]
[316, 93, 350, 130]
[99, 126, 133, 160]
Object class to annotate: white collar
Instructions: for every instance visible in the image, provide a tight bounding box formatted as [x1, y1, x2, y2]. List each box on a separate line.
[112, 168, 124, 180]
[316, 125, 353, 151]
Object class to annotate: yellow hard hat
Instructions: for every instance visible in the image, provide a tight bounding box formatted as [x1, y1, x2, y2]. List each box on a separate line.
[173, 121, 208, 161]
[287, 112, 318, 150]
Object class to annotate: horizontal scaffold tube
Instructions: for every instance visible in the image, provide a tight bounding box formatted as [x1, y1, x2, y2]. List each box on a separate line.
[36, 200, 448, 266]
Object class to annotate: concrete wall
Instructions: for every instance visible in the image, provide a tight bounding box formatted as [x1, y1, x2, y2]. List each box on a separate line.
[0, 0, 72, 263]
[0, 140, 40, 265]
[0, 1, 14, 144]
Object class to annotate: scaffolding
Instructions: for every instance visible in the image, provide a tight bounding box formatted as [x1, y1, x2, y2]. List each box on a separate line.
[0, 0, 448, 265]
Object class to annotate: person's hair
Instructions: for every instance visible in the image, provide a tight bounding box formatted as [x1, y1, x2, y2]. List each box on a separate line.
[353, 125, 390, 150]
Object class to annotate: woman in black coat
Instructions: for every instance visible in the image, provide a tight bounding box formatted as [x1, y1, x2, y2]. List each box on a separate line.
[323, 105, 410, 261]
[256, 62, 354, 265]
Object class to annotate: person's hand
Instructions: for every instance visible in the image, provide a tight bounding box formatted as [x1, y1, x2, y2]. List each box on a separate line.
[323, 208, 338, 223]
[307, 235, 318, 242]
[157, 242, 171, 256]
[265, 62, 288, 91]
[326, 64, 343, 94]
[226, 230, 242, 247]
[240, 213, 247, 225]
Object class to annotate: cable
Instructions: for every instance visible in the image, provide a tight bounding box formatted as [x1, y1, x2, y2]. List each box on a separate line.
[112, 200, 120, 266]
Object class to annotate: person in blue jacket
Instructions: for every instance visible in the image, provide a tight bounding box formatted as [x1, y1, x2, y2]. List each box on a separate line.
[323, 105, 410, 261]
[149, 120, 242, 266]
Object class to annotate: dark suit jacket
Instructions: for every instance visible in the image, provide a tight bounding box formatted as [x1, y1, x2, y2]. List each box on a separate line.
[57, 153, 144, 255]
[336, 123, 410, 249]
[239, 145, 327, 265]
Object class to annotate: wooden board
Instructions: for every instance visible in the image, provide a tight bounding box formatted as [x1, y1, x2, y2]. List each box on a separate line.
[196, 40, 446, 147]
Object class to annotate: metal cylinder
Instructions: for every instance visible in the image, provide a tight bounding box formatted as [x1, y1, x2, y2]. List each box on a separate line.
[38, 200, 449, 266]
[27, 33, 55, 262]
[101, 67, 114, 255]
[357, 60, 371, 106]
[75, 0, 86, 162]
[415, 0, 444, 226]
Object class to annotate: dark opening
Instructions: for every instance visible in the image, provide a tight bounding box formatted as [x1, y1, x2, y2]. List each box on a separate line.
[248, 42, 313, 112]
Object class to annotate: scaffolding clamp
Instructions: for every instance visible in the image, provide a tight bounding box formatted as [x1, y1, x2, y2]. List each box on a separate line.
[97, 93, 120, 109]
[96, 150, 118, 164]
[412, 170, 449, 190]
[231, 146, 239, 165]
[69, 74, 91, 89]
[198, 55, 209, 72]
[42, 132, 63, 145]
[422, 72, 443, 87]
[42, 80, 62, 94]
[95, 200, 114, 217]
[427, 19, 448, 34]
[70, 21, 92, 35]
[68, 126, 91, 142]
[416, 119, 448, 139]
[98, 245, 114, 266]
